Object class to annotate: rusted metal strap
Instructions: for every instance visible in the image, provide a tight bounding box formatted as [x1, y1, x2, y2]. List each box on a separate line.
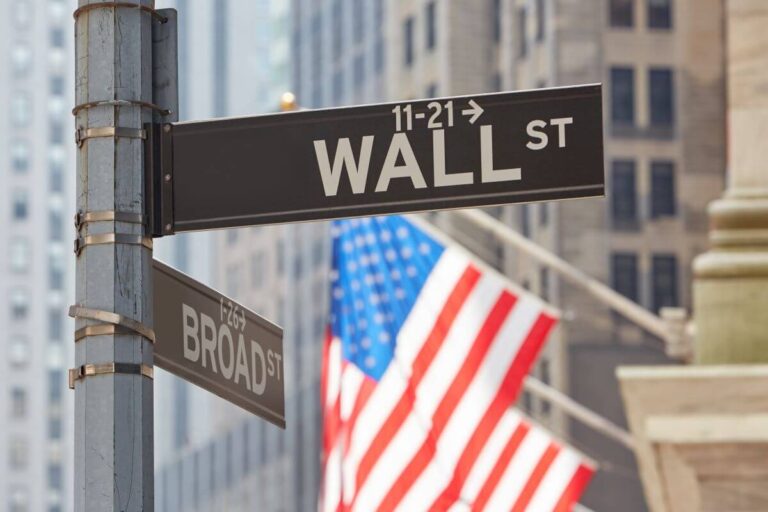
[72, 99, 172, 117]
[74, 210, 144, 230]
[73, 2, 168, 23]
[75, 126, 146, 147]
[68, 363, 154, 389]
[74, 233, 153, 255]
[68, 306, 155, 344]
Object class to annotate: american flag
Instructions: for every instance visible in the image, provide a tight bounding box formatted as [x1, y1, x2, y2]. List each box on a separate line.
[321, 215, 594, 511]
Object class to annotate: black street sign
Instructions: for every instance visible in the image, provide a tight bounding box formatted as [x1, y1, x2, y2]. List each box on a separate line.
[147, 84, 604, 236]
[153, 260, 285, 428]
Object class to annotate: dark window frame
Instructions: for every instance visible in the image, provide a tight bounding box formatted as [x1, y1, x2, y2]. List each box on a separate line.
[609, 0, 634, 28]
[650, 160, 676, 218]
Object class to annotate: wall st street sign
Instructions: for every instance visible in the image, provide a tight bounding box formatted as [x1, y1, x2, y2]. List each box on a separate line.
[147, 84, 604, 236]
[153, 260, 285, 428]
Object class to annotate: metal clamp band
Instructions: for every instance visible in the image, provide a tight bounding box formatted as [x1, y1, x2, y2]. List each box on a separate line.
[73, 2, 168, 23]
[68, 363, 154, 389]
[72, 99, 172, 117]
[74, 233, 153, 255]
[69, 306, 155, 344]
[74, 324, 134, 342]
[74, 210, 144, 230]
[75, 126, 146, 147]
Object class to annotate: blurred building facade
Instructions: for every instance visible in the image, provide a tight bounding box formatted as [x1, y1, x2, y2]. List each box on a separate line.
[378, 0, 726, 510]
[0, 0, 76, 511]
[154, 1, 332, 512]
[155, 0, 726, 511]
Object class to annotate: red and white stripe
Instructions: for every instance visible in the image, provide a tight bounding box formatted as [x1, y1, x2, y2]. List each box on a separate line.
[321, 247, 594, 511]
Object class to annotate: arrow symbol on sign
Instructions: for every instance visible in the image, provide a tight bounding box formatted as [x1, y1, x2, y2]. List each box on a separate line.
[462, 100, 484, 124]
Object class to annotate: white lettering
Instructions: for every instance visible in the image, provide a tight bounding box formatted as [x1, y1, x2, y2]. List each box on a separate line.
[433, 129, 473, 187]
[200, 312, 218, 373]
[550, 117, 573, 148]
[375, 133, 427, 192]
[480, 125, 521, 183]
[526, 120, 548, 150]
[251, 341, 267, 395]
[234, 333, 251, 391]
[182, 303, 200, 362]
[313, 136, 374, 196]
[217, 324, 235, 380]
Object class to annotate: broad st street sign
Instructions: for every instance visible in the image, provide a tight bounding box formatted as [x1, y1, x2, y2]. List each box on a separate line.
[146, 84, 604, 236]
[153, 260, 285, 428]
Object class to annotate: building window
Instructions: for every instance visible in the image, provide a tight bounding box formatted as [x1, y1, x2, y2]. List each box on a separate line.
[652, 254, 678, 312]
[49, 418, 62, 440]
[611, 67, 635, 126]
[333, 70, 344, 104]
[10, 238, 30, 273]
[11, 289, 29, 320]
[539, 267, 550, 302]
[492, 73, 502, 92]
[539, 359, 551, 414]
[536, 0, 546, 42]
[426, 1, 437, 50]
[11, 387, 27, 418]
[10, 336, 30, 367]
[48, 463, 63, 490]
[49, 210, 63, 241]
[49, 308, 63, 340]
[12, 190, 28, 220]
[649, 68, 674, 128]
[354, 55, 365, 89]
[426, 83, 438, 98]
[517, 7, 528, 57]
[49, 370, 63, 404]
[648, 0, 672, 29]
[374, 37, 384, 73]
[50, 161, 63, 192]
[50, 120, 64, 145]
[8, 488, 28, 512]
[250, 253, 265, 288]
[610, 0, 633, 27]
[520, 204, 531, 237]
[9, 437, 28, 470]
[277, 239, 285, 274]
[493, 0, 502, 42]
[539, 203, 549, 226]
[332, 0, 343, 60]
[12, 142, 30, 173]
[12, 94, 31, 127]
[50, 27, 64, 48]
[353, 0, 364, 44]
[404, 17, 415, 66]
[611, 160, 638, 228]
[50, 76, 64, 96]
[611, 253, 639, 302]
[50, 261, 64, 292]
[651, 161, 676, 218]
[225, 264, 242, 298]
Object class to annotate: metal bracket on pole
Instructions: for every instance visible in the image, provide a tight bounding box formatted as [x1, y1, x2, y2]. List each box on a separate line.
[74, 210, 144, 230]
[69, 363, 154, 389]
[68, 306, 156, 344]
[75, 126, 146, 147]
[72, 2, 169, 23]
[145, 122, 175, 238]
[73, 233, 153, 256]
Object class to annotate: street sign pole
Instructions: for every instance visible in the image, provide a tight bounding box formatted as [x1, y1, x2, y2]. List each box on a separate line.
[72, 2, 166, 509]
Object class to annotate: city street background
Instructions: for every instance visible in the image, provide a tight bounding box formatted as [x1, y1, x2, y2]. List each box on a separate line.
[0, 0, 727, 511]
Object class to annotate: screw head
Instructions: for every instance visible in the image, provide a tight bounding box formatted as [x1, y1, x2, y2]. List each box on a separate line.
[165, 224, 172, 231]
[164, 174, 171, 182]
[163, 124, 171, 133]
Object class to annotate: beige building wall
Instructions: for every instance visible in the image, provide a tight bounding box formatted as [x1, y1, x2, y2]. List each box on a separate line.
[385, 0, 725, 510]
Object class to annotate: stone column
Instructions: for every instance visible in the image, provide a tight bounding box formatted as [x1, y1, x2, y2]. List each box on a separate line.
[693, 0, 768, 363]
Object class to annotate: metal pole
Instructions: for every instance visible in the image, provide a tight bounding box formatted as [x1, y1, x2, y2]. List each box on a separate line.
[453, 208, 672, 342]
[73, 1, 154, 510]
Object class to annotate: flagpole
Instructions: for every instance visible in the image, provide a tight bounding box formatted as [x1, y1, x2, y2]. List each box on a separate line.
[451, 208, 691, 360]
[523, 376, 635, 451]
